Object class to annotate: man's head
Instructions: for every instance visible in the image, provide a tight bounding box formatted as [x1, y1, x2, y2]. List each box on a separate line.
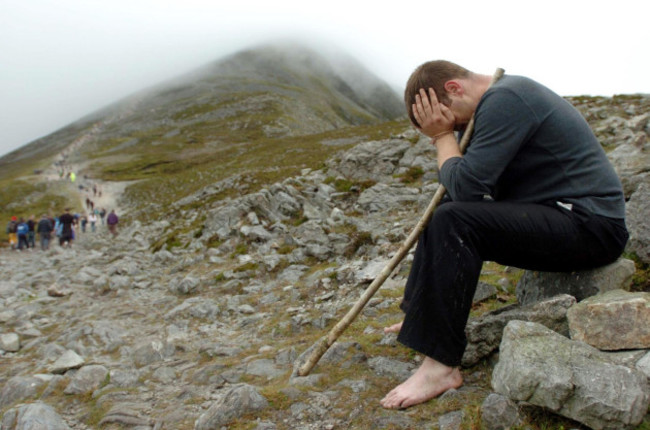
[404, 60, 472, 127]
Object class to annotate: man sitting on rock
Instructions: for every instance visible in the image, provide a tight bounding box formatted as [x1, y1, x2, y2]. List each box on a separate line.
[380, 60, 628, 409]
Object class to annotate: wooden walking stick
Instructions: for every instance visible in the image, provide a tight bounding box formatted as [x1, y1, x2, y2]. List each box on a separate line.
[297, 68, 505, 377]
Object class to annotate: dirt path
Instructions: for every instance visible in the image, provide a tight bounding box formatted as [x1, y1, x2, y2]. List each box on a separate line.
[38, 116, 138, 218]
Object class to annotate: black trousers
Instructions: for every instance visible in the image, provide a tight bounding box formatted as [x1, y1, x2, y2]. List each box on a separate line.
[397, 200, 628, 367]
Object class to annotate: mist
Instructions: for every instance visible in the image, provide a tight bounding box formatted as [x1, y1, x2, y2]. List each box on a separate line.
[2, 0, 649, 157]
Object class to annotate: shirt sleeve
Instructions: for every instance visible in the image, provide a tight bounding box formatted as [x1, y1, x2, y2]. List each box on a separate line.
[439, 88, 540, 201]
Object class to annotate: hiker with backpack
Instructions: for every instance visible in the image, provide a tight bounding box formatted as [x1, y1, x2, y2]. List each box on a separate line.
[106, 210, 119, 237]
[27, 215, 36, 249]
[16, 218, 29, 250]
[37, 214, 54, 251]
[58, 208, 76, 248]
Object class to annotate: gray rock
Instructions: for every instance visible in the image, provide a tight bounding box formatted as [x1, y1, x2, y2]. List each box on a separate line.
[48, 349, 84, 374]
[492, 320, 650, 430]
[63, 364, 109, 394]
[0, 281, 17, 298]
[567, 289, 650, 350]
[194, 383, 269, 430]
[245, 359, 286, 379]
[515, 258, 635, 305]
[608, 142, 650, 197]
[330, 139, 412, 181]
[153, 249, 175, 263]
[357, 183, 420, 213]
[152, 366, 177, 383]
[109, 368, 141, 388]
[356, 259, 389, 283]
[439, 410, 464, 430]
[240, 225, 274, 242]
[171, 276, 200, 295]
[109, 275, 131, 290]
[1, 401, 70, 430]
[462, 294, 576, 367]
[480, 393, 522, 430]
[367, 356, 414, 381]
[337, 378, 369, 393]
[99, 404, 152, 427]
[0, 309, 17, 324]
[132, 340, 171, 368]
[0, 332, 20, 352]
[370, 414, 415, 429]
[626, 182, 650, 263]
[473, 281, 498, 304]
[0, 376, 47, 408]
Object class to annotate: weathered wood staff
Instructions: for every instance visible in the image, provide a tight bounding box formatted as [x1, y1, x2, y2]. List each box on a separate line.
[297, 67, 505, 377]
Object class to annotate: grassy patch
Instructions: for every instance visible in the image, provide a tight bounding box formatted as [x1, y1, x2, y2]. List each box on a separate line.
[395, 166, 424, 185]
[624, 252, 650, 292]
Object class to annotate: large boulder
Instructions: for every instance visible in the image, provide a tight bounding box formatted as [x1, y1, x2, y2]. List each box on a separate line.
[462, 294, 575, 367]
[515, 258, 635, 305]
[567, 289, 650, 350]
[492, 320, 650, 430]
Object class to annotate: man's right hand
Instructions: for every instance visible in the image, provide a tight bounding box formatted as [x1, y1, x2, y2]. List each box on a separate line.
[413, 88, 455, 138]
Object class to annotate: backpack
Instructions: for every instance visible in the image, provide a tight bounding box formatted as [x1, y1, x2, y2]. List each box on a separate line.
[16, 223, 28, 235]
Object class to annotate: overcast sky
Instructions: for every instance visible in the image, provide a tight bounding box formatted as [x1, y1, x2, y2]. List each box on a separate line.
[1, 0, 648, 157]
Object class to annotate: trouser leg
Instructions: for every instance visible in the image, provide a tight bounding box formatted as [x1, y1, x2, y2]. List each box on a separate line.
[397, 201, 627, 367]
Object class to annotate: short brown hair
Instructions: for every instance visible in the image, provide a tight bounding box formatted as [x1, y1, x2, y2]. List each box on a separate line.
[404, 60, 471, 126]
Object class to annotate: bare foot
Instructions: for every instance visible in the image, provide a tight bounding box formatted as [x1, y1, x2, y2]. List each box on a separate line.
[383, 321, 403, 334]
[380, 357, 463, 409]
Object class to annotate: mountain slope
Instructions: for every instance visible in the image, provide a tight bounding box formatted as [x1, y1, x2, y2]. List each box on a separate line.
[0, 44, 408, 225]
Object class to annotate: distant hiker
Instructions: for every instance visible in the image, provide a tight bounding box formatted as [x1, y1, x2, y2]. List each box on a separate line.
[58, 208, 76, 247]
[27, 215, 36, 249]
[80, 215, 88, 233]
[6, 216, 18, 250]
[88, 212, 97, 232]
[37, 214, 54, 251]
[93, 184, 97, 196]
[106, 210, 119, 237]
[99, 208, 107, 225]
[16, 218, 29, 250]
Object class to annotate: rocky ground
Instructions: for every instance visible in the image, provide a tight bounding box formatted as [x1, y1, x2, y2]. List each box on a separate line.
[1, 95, 650, 429]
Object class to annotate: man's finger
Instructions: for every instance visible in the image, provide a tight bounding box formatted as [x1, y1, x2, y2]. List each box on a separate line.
[413, 103, 424, 127]
[414, 94, 427, 122]
[418, 88, 433, 115]
[427, 88, 440, 106]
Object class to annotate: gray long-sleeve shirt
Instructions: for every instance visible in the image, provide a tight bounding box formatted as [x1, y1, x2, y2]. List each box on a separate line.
[440, 75, 625, 220]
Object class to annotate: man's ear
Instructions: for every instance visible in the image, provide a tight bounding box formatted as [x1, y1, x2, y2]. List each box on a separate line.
[443, 80, 463, 96]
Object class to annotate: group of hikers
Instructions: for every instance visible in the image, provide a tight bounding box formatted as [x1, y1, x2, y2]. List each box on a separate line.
[5, 208, 119, 251]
